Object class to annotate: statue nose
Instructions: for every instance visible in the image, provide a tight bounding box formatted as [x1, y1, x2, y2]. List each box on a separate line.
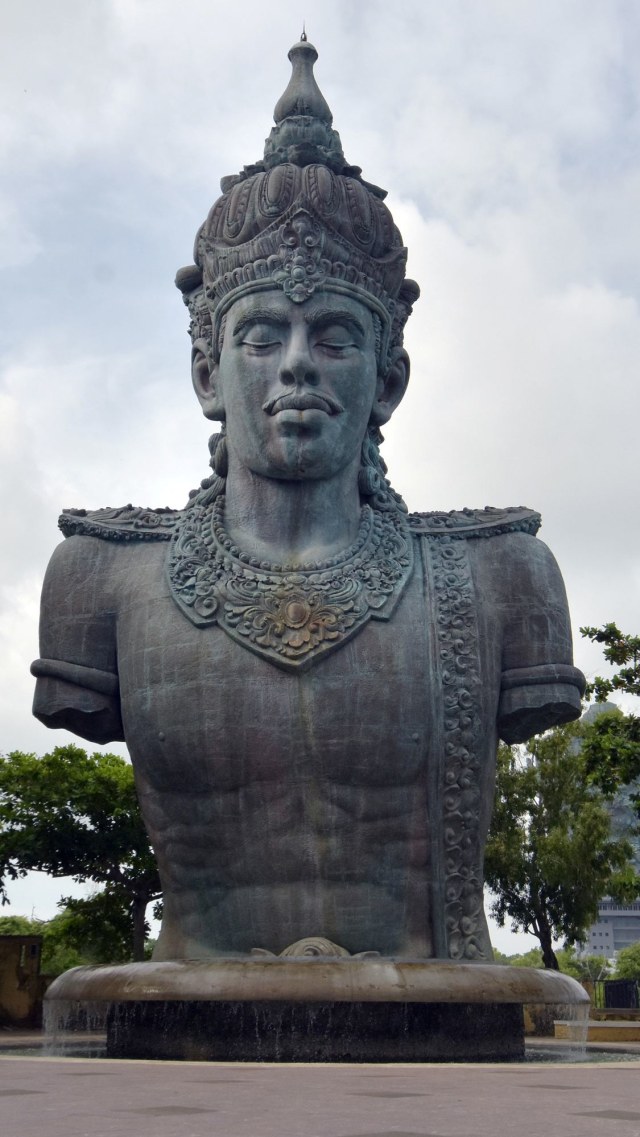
[279, 333, 318, 386]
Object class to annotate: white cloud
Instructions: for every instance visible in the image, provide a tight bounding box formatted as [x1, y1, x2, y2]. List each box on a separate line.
[0, 196, 42, 270]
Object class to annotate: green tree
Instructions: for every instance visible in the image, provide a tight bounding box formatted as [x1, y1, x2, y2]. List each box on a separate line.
[578, 954, 611, 981]
[491, 948, 511, 965]
[0, 892, 152, 975]
[580, 624, 640, 798]
[0, 746, 161, 961]
[490, 944, 609, 979]
[581, 624, 640, 701]
[485, 723, 638, 970]
[50, 891, 141, 966]
[0, 914, 40, 936]
[0, 912, 86, 974]
[505, 948, 544, 969]
[554, 946, 610, 981]
[614, 941, 640, 981]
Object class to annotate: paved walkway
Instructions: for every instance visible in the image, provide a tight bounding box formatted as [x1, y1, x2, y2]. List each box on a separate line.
[1, 1049, 640, 1137]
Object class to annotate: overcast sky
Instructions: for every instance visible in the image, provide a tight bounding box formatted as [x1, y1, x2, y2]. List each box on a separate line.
[1, 0, 639, 954]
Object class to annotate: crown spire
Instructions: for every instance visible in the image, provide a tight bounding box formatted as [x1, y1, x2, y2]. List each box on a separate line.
[273, 36, 333, 126]
[263, 37, 345, 172]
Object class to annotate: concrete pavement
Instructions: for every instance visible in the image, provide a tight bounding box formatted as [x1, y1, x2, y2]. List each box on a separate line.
[1, 1051, 640, 1137]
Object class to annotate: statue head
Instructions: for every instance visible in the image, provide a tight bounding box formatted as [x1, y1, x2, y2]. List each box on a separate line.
[176, 36, 420, 509]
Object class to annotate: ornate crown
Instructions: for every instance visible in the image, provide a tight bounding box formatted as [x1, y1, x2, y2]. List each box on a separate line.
[176, 35, 420, 365]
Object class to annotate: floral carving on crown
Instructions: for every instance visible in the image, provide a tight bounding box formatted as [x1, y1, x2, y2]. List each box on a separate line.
[270, 210, 327, 301]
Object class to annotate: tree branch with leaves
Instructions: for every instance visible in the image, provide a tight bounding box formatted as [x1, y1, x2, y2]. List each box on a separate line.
[580, 624, 640, 800]
[0, 745, 161, 961]
[485, 722, 638, 968]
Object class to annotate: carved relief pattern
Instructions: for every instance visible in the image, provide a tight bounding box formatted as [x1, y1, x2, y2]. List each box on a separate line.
[270, 209, 327, 301]
[427, 535, 486, 960]
[57, 502, 541, 546]
[251, 937, 380, 959]
[167, 497, 413, 669]
[58, 505, 179, 541]
[409, 505, 541, 538]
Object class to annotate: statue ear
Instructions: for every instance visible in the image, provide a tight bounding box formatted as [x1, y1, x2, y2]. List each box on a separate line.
[191, 339, 225, 421]
[370, 348, 410, 426]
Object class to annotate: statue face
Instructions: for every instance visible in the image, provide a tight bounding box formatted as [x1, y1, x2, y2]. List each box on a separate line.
[205, 290, 384, 482]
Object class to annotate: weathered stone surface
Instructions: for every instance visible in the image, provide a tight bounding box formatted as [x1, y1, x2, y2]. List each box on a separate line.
[45, 958, 588, 1062]
[45, 957, 590, 1006]
[33, 36, 585, 993]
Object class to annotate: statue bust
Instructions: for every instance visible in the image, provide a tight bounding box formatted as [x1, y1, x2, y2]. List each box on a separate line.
[31, 37, 585, 964]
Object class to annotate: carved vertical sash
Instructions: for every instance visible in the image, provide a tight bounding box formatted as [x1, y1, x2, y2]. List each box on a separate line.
[424, 534, 487, 960]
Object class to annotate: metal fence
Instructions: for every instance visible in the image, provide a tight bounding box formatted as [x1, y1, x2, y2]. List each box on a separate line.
[591, 978, 640, 1009]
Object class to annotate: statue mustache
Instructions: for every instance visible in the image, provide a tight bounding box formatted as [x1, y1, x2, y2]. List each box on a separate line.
[263, 391, 344, 416]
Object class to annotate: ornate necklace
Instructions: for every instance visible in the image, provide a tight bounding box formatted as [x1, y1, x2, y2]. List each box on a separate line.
[166, 495, 414, 671]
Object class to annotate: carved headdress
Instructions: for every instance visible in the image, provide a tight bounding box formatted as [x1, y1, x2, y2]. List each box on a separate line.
[175, 35, 419, 368]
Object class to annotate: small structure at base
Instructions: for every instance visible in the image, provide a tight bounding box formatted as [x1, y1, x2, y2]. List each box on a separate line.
[0, 935, 45, 1027]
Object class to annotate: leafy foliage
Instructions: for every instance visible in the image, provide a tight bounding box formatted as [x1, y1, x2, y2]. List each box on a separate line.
[554, 946, 610, 981]
[500, 948, 544, 969]
[580, 625, 640, 799]
[0, 913, 81, 974]
[0, 914, 41, 936]
[51, 891, 140, 965]
[581, 623, 640, 701]
[485, 722, 638, 969]
[0, 746, 161, 960]
[581, 708, 640, 801]
[0, 898, 157, 974]
[491, 943, 610, 979]
[614, 941, 640, 980]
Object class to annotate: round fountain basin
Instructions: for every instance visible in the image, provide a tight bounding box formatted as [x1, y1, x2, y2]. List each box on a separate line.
[45, 959, 589, 1063]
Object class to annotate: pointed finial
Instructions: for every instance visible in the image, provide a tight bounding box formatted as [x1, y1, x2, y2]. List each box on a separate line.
[273, 37, 332, 125]
[301, 24, 307, 42]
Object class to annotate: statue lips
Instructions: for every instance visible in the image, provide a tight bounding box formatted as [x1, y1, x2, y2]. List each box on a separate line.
[263, 392, 344, 416]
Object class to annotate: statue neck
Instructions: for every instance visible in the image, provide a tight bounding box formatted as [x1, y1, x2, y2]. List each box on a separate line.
[222, 459, 363, 566]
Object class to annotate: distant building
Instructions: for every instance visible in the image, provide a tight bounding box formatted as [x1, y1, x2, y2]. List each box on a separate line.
[585, 898, 640, 956]
[581, 703, 640, 958]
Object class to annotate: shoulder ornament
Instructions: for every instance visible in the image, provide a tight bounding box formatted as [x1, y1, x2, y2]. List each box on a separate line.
[408, 505, 541, 539]
[58, 505, 181, 542]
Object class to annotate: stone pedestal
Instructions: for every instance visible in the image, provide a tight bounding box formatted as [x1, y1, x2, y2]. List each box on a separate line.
[45, 958, 589, 1063]
[105, 998, 525, 1062]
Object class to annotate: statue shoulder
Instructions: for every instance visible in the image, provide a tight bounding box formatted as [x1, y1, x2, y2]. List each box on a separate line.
[409, 504, 569, 606]
[58, 504, 182, 542]
[408, 505, 541, 540]
[409, 504, 584, 742]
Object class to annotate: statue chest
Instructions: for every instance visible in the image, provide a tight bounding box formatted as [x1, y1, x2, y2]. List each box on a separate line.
[115, 553, 431, 795]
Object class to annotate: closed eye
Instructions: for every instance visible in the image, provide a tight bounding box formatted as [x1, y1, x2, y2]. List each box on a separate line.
[232, 311, 288, 348]
[316, 340, 355, 355]
[240, 326, 284, 350]
[312, 325, 359, 353]
[243, 337, 280, 349]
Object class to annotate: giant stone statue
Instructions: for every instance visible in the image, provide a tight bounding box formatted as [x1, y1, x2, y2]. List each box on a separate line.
[35, 37, 587, 1060]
